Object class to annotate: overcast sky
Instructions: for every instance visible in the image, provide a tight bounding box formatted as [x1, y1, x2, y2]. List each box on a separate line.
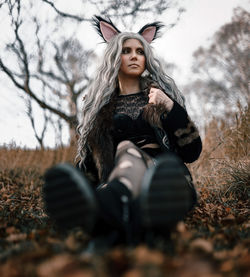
[0, 0, 249, 149]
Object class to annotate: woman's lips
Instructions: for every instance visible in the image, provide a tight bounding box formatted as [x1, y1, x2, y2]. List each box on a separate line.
[129, 64, 139, 67]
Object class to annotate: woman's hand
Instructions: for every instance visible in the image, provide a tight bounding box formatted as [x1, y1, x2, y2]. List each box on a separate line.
[148, 87, 174, 112]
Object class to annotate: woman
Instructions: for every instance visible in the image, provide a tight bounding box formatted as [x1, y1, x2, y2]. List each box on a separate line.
[43, 16, 202, 247]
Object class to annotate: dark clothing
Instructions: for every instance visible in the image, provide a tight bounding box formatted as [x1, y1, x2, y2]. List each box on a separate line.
[78, 89, 202, 245]
[93, 179, 147, 245]
[113, 92, 159, 154]
[158, 98, 202, 163]
[92, 170, 197, 245]
[113, 91, 202, 161]
[81, 91, 202, 186]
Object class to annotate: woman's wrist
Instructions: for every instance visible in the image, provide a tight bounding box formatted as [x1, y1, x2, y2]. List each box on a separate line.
[163, 99, 174, 112]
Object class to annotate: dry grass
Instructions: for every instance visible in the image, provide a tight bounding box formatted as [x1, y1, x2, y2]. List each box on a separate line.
[0, 145, 76, 234]
[0, 145, 76, 184]
[221, 161, 250, 201]
[0, 144, 76, 172]
[189, 104, 250, 201]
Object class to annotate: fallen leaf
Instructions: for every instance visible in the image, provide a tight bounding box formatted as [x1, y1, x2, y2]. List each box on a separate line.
[6, 233, 27, 242]
[190, 238, 213, 254]
[221, 214, 235, 225]
[220, 260, 234, 272]
[134, 245, 165, 266]
[5, 226, 16, 234]
[122, 268, 142, 277]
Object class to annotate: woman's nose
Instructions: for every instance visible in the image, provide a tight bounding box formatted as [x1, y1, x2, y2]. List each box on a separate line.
[130, 51, 137, 59]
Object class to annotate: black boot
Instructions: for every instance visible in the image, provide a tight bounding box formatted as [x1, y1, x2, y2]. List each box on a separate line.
[43, 163, 97, 233]
[140, 153, 193, 234]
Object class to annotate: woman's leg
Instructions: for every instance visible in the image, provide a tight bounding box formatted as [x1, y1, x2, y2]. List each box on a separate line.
[107, 140, 154, 198]
[43, 142, 197, 247]
[92, 140, 154, 244]
[43, 140, 153, 245]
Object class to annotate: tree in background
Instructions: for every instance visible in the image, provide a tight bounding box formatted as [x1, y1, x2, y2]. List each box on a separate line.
[185, 7, 249, 126]
[0, 0, 182, 147]
[0, 0, 93, 146]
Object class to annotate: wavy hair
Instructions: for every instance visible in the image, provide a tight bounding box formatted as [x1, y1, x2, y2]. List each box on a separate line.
[76, 32, 185, 167]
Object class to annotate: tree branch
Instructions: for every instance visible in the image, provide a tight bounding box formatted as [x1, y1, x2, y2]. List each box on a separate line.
[76, 84, 88, 96]
[41, 0, 90, 22]
[52, 42, 70, 83]
[0, 57, 73, 123]
[26, 96, 49, 148]
[30, 73, 68, 99]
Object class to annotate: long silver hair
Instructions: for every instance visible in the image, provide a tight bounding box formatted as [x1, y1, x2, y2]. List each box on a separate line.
[76, 32, 185, 167]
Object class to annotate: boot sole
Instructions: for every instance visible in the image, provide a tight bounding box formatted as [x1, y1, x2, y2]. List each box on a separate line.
[43, 163, 97, 232]
[140, 153, 192, 230]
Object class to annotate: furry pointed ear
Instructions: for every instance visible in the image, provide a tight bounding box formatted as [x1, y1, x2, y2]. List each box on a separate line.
[138, 22, 164, 43]
[92, 15, 121, 42]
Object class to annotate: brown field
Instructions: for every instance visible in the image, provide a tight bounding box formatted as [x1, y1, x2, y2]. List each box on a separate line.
[0, 106, 249, 277]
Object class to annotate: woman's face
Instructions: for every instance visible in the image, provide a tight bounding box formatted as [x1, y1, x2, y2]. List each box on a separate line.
[119, 38, 146, 78]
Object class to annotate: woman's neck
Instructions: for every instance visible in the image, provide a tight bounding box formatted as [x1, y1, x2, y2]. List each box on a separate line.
[118, 76, 140, 96]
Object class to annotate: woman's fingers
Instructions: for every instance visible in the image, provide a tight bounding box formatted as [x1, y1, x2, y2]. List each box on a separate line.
[148, 87, 174, 111]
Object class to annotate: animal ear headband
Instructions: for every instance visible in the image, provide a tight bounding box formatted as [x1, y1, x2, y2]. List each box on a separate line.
[93, 15, 164, 44]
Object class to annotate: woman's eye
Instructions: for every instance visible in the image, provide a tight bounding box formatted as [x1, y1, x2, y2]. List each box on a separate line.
[121, 48, 144, 55]
[122, 48, 130, 54]
[137, 49, 144, 55]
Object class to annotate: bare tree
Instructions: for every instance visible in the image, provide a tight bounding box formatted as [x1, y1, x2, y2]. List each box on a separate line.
[0, 0, 93, 145]
[190, 7, 250, 106]
[25, 95, 49, 149]
[35, 35, 94, 144]
[0, 0, 182, 147]
[181, 7, 250, 129]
